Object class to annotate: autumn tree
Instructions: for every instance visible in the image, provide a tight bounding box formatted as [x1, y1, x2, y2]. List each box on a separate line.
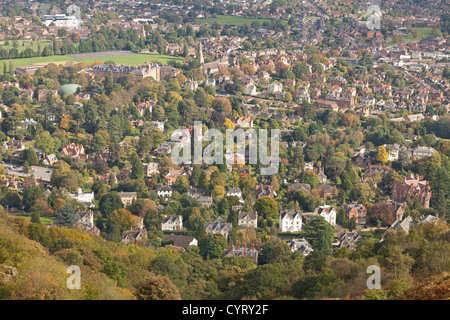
[136, 272, 181, 300]
[376, 145, 389, 165]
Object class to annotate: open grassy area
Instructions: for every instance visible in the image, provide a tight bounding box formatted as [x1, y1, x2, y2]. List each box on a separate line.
[386, 27, 434, 46]
[9, 214, 55, 225]
[2, 52, 184, 69]
[0, 39, 53, 53]
[196, 15, 272, 26]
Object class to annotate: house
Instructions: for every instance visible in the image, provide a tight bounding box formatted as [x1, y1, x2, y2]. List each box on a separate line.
[197, 196, 213, 207]
[4, 138, 25, 151]
[156, 185, 173, 200]
[279, 209, 302, 233]
[143, 162, 159, 177]
[122, 227, 148, 245]
[60, 143, 86, 160]
[316, 184, 333, 198]
[118, 191, 137, 207]
[69, 188, 95, 208]
[287, 183, 311, 194]
[333, 231, 362, 251]
[312, 205, 336, 226]
[223, 243, 258, 264]
[392, 175, 431, 208]
[255, 185, 276, 199]
[75, 209, 94, 229]
[22, 177, 43, 189]
[205, 217, 232, 238]
[188, 188, 206, 198]
[226, 187, 244, 203]
[286, 238, 314, 256]
[42, 154, 58, 166]
[163, 234, 198, 249]
[161, 215, 183, 231]
[164, 169, 186, 186]
[238, 212, 258, 229]
[342, 203, 367, 225]
[382, 216, 415, 241]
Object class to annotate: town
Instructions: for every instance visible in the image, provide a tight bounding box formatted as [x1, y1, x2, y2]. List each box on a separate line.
[0, 0, 448, 301]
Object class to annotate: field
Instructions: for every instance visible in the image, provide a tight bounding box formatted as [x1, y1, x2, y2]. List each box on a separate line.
[195, 15, 272, 26]
[0, 39, 54, 53]
[2, 52, 184, 70]
[386, 27, 433, 46]
[9, 214, 55, 225]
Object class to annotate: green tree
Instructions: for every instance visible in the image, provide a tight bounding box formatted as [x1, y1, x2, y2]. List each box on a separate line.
[198, 234, 228, 260]
[303, 216, 334, 251]
[54, 203, 78, 227]
[254, 196, 278, 219]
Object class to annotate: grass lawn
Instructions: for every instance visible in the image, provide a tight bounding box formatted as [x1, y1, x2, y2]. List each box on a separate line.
[195, 15, 272, 26]
[386, 27, 433, 46]
[2, 52, 183, 69]
[9, 214, 55, 225]
[0, 39, 53, 53]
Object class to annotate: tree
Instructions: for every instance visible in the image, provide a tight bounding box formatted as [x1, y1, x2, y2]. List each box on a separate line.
[376, 145, 389, 165]
[54, 204, 78, 227]
[259, 238, 292, 265]
[99, 192, 124, 217]
[198, 234, 228, 260]
[20, 148, 39, 165]
[30, 212, 41, 224]
[107, 208, 135, 233]
[35, 131, 54, 156]
[254, 196, 278, 219]
[237, 263, 289, 299]
[303, 216, 334, 251]
[103, 262, 128, 288]
[300, 170, 319, 189]
[136, 272, 181, 300]
[130, 152, 145, 179]
[174, 176, 190, 194]
[22, 186, 45, 212]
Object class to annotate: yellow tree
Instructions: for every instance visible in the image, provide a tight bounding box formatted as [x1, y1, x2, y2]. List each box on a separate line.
[376, 145, 389, 165]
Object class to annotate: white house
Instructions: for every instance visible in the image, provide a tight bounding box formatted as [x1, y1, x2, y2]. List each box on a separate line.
[313, 205, 337, 226]
[157, 185, 173, 199]
[226, 187, 244, 203]
[267, 82, 283, 93]
[279, 209, 302, 232]
[70, 188, 95, 208]
[238, 212, 258, 229]
[161, 215, 183, 231]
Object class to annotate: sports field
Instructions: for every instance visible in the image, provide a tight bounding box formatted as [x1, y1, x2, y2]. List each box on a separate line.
[195, 15, 272, 26]
[2, 52, 184, 69]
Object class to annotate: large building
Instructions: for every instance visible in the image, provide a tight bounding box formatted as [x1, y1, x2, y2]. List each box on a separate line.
[43, 14, 81, 29]
[392, 175, 431, 208]
[91, 62, 160, 81]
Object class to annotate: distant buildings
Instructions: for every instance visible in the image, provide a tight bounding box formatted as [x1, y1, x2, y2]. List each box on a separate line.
[91, 62, 160, 81]
[238, 212, 258, 229]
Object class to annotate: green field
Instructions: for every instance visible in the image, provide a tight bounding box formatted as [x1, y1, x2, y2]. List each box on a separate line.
[386, 27, 433, 46]
[0, 39, 54, 53]
[195, 15, 272, 26]
[9, 214, 55, 225]
[2, 52, 184, 69]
